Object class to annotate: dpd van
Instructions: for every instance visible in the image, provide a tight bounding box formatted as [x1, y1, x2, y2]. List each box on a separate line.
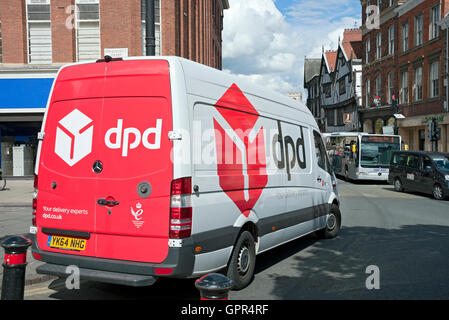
[31, 57, 341, 290]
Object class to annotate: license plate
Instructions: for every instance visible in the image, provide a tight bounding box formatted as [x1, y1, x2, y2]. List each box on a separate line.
[47, 235, 86, 251]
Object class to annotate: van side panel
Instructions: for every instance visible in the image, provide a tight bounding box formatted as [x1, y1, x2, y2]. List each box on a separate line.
[189, 80, 328, 273]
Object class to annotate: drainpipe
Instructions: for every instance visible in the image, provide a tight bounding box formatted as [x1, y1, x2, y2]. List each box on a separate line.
[145, 0, 156, 56]
[445, 23, 448, 152]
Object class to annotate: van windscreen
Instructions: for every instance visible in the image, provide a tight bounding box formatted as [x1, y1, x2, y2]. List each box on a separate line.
[430, 155, 449, 173]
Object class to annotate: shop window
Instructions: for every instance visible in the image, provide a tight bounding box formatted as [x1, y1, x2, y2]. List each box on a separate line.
[419, 129, 425, 151]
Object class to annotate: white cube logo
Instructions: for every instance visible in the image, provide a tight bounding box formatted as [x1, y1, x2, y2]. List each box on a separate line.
[55, 109, 94, 166]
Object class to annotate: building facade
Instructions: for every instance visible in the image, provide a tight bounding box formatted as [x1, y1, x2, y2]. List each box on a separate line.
[361, 0, 449, 152]
[320, 29, 363, 133]
[395, 0, 448, 152]
[303, 58, 323, 130]
[0, 0, 229, 177]
[360, 0, 406, 135]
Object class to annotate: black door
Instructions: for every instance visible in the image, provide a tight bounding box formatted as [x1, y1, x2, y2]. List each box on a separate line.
[404, 154, 420, 191]
[419, 155, 435, 195]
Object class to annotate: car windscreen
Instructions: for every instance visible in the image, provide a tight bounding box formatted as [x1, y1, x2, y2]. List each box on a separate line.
[360, 136, 400, 168]
[430, 155, 449, 173]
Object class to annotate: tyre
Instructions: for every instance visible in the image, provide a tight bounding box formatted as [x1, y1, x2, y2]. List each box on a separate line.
[316, 204, 342, 239]
[394, 178, 404, 192]
[433, 183, 445, 200]
[226, 231, 256, 290]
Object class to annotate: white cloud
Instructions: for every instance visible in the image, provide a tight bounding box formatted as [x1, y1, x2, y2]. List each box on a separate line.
[222, 0, 361, 96]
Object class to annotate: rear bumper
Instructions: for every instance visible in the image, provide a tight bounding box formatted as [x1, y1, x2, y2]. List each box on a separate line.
[31, 233, 195, 287]
[36, 263, 157, 287]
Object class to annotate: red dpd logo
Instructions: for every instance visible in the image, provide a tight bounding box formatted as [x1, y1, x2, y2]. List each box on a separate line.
[213, 84, 268, 217]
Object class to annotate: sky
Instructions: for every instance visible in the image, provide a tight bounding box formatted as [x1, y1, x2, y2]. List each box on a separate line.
[222, 0, 362, 97]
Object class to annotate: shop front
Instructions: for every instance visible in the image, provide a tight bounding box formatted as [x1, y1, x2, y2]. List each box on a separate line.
[359, 105, 396, 134]
[397, 113, 449, 152]
[0, 72, 56, 177]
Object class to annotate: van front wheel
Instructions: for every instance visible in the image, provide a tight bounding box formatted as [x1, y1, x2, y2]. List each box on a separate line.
[227, 231, 256, 290]
[433, 184, 445, 200]
[315, 204, 341, 239]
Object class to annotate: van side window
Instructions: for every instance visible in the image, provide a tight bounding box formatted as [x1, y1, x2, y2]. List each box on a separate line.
[406, 155, 419, 168]
[393, 153, 406, 165]
[313, 130, 328, 173]
[422, 156, 432, 169]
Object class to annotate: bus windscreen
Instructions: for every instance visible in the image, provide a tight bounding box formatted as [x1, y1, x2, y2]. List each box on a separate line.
[360, 136, 400, 168]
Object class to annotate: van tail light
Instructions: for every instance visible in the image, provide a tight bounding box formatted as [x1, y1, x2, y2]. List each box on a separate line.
[32, 175, 38, 226]
[169, 177, 192, 239]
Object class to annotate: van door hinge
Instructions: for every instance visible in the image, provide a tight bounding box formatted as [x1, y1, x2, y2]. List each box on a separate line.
[168, 130, 182, 141]
[37, 132, 45, 140]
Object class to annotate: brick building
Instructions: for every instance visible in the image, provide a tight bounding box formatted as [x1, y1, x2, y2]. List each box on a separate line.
[396, 0, 448, 152]
[361, 0, 449, 152]
[0, 0, 229, 177]
[360, 0, 406, 135]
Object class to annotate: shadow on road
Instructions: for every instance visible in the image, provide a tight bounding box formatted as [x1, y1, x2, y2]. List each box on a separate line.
[36, 224, 449, 300]
[264, 224, 449, 299]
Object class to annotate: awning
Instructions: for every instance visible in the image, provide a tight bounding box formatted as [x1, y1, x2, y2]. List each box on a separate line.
[0, 78, 54, 112]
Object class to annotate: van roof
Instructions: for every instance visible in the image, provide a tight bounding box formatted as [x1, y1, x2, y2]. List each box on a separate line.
[56, 56, 317, 129]
[323, 132, 400, 137]
[394, 150, 449, 157]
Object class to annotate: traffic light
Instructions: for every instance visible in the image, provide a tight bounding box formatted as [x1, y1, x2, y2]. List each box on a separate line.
[428, 119, 435, 141]
[434, 127, 441, 141]
[428, 118, 441, 142]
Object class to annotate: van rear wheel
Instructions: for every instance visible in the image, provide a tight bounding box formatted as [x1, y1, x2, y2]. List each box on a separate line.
[394, 178, 404, 192]
[226, 231, 256, 290]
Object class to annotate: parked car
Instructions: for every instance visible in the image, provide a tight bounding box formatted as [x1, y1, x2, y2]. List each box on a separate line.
[388, 151, 449, 200]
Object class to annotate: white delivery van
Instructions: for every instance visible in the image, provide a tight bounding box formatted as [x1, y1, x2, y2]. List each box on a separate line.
[31, 56, 341, 290]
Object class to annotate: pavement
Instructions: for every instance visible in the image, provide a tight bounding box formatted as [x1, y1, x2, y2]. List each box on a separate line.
[0, 178, 56, 289]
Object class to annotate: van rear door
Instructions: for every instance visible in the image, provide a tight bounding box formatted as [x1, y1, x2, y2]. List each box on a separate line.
[37, 60, 173, 263]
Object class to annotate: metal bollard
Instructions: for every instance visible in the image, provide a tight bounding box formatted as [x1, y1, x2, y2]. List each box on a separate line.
[1, 236, 32, 300]
[195, 273, 233, 300]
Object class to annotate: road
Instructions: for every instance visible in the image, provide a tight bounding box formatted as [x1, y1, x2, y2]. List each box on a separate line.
[4, 179, 449, 300]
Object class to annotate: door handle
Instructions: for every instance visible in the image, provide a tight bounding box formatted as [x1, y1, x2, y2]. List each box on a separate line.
[317, 177, 322, 183]
[97, 198, 120, 207]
